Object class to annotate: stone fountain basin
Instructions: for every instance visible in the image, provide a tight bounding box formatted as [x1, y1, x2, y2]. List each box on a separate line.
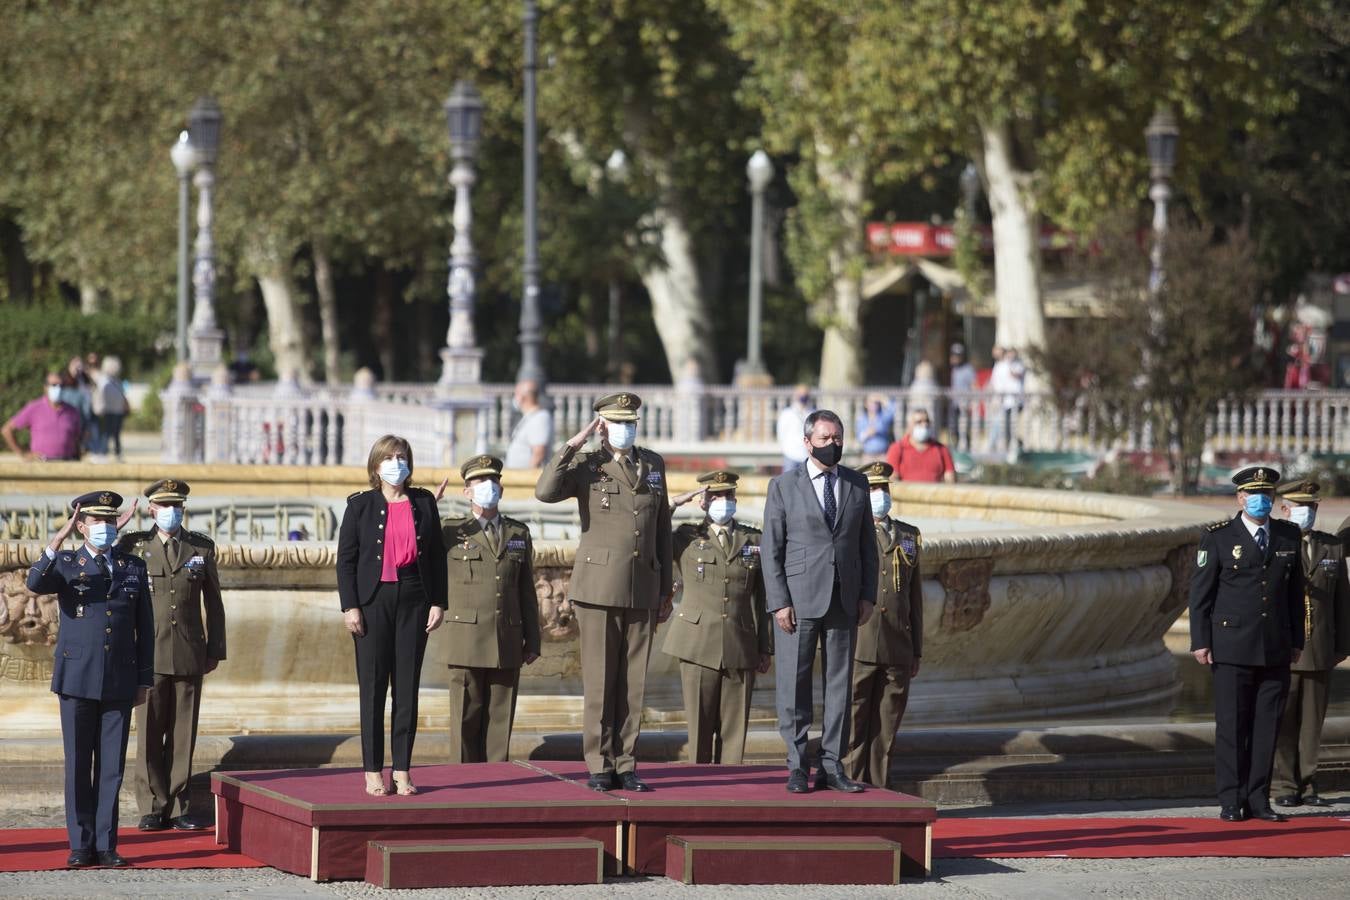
[0, 480, 1214, 736]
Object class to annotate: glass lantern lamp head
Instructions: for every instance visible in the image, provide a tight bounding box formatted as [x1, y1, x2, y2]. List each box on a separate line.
[170, 130, 199, 177]
[445, 80, 483, 162]
[188, 96, 222, 166]
[1145, 106, 1179, 183]
[746, 149, 774, 193]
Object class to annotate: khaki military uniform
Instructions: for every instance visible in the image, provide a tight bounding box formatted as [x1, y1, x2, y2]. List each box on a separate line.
[1273, 529, 1350, 799]
[663, 519, 772, 764]
[844, 517, 923, 788]
[442, 515, 542, 763]
[117, 528, 226, 820]
[535, 442, 672, 776]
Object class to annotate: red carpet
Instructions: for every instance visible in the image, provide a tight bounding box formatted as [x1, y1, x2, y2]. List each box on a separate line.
[934, 815, 1350, 859]
[0, 828, 264, 872]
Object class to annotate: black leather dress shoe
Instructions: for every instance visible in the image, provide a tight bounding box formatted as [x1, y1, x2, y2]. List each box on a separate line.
[170, 815, 210, 831]
[1248, 807, 1287, 823]
[786, 769, 810, 793]
[97, 850, 130, 867]
[138, 813, 167, 831]
[1304, 793, 1332, 807]
[1273, 795, 1301, 808]
[816, 770, 865, 793]
[618, 772, 651, 792]
[586, 772, 617, 792]
[67, 850, 95, 868]
[1218, 806, 1246, 822]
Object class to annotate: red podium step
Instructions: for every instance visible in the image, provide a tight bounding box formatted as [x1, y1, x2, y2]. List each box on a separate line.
[365, 837, 605, 889]
[665, 834, 904, 885]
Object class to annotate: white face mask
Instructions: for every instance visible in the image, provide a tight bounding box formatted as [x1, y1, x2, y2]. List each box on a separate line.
[911, 425, 931, 444]
[155, 506, 184, 533]
[378, 457, 409, 486]
[606, 421, 637, 450]
[87, 521, 116, 550]
[870, 490, 892, 519]
[1288, 505, 1316, 532]
[472, 480, 502, 509]
[46, 385, 62, 403]
[707, 497, 736, 525]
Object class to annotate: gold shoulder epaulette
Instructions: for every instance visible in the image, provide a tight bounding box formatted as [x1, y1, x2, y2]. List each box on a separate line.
[1205, 520, 1228, 533]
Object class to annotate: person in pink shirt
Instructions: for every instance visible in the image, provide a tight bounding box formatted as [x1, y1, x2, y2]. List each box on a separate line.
[3, 372, 82, 461]
[885, 409, 956, 484]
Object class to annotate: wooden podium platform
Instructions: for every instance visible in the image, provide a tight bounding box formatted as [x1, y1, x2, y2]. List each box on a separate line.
[212, 760, 937, 882]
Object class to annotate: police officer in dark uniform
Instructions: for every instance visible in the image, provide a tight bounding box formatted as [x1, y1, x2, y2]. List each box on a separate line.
[117, 478, 226, 831]
[1188, 466, 1305, 822]
[665, 470, 772, 764]
[27, 491, 153, 868]
[1272, 479, 1350, 807]
[534, 391, 673, 792]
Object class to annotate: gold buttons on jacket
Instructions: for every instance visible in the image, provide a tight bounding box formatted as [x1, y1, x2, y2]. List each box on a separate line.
[105, 610, 111, 617]
[633, 551, 639, 557]
[105, 627, 112, 634]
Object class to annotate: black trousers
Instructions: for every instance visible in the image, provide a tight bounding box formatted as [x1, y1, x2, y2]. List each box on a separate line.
[1212, 661, 1289, 810]
[353, 572, 429, 772]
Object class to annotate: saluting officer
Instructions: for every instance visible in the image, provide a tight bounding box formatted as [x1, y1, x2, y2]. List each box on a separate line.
[665, 471, 772, 764]
[1272, 479, 1350, 807]
[1189, 466, 1305, 823]
[534, 391, 673, 792]
[28, 492, 153, 868]
[442, 455, 541, 763]
[844, 461, 923, 788]
[116, 478, 225, 832]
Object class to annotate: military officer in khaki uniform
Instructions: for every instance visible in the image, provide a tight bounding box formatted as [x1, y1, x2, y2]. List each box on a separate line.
[844, 462, 922, 788]
[116, 479, 225, 831]
[535, 391, 673, 792]
[442, 455, 541, 763]
[665, 471, 772, 764]
[1273, 479, 1350, 807]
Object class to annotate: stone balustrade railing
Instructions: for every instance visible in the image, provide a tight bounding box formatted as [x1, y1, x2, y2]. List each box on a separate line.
[162, 372, 1350, 465]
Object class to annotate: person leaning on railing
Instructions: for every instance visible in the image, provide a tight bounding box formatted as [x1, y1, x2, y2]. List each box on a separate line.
[336, 435, 447, 797]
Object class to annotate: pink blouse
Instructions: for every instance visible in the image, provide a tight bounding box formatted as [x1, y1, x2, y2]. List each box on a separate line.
[379, 499, 418, 581]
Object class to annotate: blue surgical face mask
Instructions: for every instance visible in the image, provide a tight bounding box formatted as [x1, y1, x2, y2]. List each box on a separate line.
[870, 490, 892, 519]
[472, 480, 502, 509]
[606, 421, 637, 450]
[379, 457, 410, 486]
[155, 506, 184, 533]
[707, 497, 736, 525]
[1244, 493, 1273, 520]
[46, 384, 63, 403]
[87, 521, 116, 550]
[1287, 505, 1316, 532]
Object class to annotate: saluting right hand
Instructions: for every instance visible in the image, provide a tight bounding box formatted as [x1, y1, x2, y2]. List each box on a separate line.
[49, 504, 80, 552]
[344, 607, 366, 637]
[671, 487, 706, 508]
[567, 416, 604, 449]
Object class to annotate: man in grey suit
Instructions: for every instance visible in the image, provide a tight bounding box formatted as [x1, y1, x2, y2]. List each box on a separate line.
[762, 409, 878, 793]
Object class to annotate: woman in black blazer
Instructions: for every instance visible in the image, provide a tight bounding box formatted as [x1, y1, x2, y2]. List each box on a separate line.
[337, 434, 447, 796]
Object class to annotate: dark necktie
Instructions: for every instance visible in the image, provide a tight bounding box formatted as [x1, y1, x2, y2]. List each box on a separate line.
[483, 521, 499, 554]
[1255, 528, 1267, 555]
[822, 470, 837, 530]
[717, 528, 730, 555]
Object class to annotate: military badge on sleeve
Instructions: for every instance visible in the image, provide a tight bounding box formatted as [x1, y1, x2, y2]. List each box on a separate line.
[1196, 550, 1208, 568]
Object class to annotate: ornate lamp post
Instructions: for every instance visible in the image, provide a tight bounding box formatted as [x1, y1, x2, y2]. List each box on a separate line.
[517, 0, 546, 385]
[187, 96, 225, 379]
[734, 149, 774, 386]
[1145, 106, 1179, 296]
[170, 131, 198, 365]
[439, 80, 485, 388]
[605, 149, 628, 380]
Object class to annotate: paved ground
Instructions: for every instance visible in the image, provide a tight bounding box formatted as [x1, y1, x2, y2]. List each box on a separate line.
[4, 795, 1349, 898]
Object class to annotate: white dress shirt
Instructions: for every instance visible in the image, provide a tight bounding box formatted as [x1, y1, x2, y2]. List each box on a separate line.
[806, 457, 840, 514]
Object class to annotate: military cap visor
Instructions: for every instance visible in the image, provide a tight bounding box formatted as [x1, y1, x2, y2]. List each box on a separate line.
[860, 460, 894, 486]
[460, 454, 504, 482]
[73, 490, 122, 516]
[594, 391, 641, 422]
[1277, 478, 1319, 504]
[145, 478, 190, 504]
[1233, 465, 1279, 492]
[697, 470, 738, 494]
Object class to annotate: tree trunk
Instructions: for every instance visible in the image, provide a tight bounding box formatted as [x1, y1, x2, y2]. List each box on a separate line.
[815, 145, 866, 390]
[0, 219, 34, 303]
[246, 237, 308, 380]
[637, 201, 719, 384]
[980, 118, 1046, 358]
[372, 267, 396, 381]
[312, 238, 341, 384]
